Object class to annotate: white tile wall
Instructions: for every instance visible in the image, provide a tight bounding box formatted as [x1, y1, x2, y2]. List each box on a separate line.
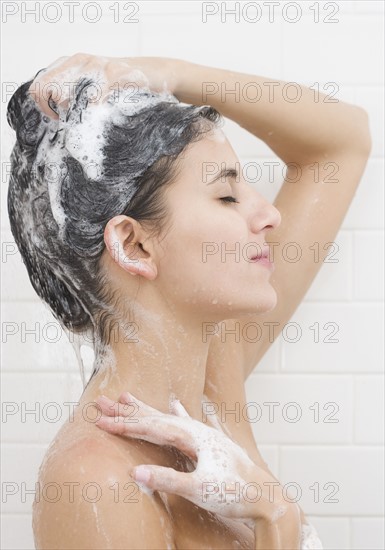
[307, 516, 350, 549]
[303, 231, 354, 302]
[281, 303, 384, 373]
[1, 302, 80, 371]
[0, 514, 35, 550]
[351, 517, 385, 549]
[245, 374, 354, 444]
[1, 230, 41, 302]
[1, 445, 48, 514]
[353, 231, 384, 300]
[354, 376, 385, 444]
[1, 1, 383, 548]
[282, 14, 383, 86]
[280, 446, 384, 516]
[1, 373, 72, 443]
[343, 159, 384, 229]
[139, 12, 282, 75]
[355, 88, 384, 159]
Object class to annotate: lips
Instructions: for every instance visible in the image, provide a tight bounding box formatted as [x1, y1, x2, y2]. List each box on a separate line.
[249, 247, 270, 262]
[247, 245, 274, 271]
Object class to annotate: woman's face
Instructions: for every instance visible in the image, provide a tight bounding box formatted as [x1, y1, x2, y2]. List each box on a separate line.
[155, 127, 282, 321]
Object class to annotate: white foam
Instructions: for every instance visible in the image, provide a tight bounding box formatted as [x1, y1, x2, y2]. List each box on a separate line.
[135, 479, 154, 497]
[32, 76, 178, 238]
[300, 522, 324, 549]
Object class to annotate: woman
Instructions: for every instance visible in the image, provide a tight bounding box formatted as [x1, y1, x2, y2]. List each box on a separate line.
[7, 54, 371, 549]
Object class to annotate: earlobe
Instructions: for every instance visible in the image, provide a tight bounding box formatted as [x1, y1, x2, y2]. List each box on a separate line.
[135, 259, 158, 280]
[122, 249, 158, 280]
[103, 216, 158, 280]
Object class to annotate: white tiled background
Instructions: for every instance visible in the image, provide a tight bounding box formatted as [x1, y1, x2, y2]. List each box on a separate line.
[1, 1, 384, 548]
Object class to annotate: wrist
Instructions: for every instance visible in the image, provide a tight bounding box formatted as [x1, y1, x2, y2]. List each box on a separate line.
[162, 57, 187, 96]
[172, 59, 209, 106]
[254, 504, 302, 550]
[248, 470, 299, 524]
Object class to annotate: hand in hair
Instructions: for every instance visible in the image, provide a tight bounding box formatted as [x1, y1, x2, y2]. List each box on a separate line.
[28, 53, 184, 118]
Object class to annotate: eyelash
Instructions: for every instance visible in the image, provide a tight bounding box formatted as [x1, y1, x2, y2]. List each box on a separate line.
[219, 196, 239, 204]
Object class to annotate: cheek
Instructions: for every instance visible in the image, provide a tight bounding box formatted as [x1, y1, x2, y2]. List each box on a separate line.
[156, 223, 216, 297]
[157, 230, 277, 316]
[156, 199, 275, 310]
[158, 217, 249, 298]
[167, 209, 245, 272]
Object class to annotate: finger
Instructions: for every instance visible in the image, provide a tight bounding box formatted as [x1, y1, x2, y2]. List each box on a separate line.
[30, 70, 67, 112]
[170, 398, 190, 418]
[95, 414, 140, 437]
[118, 391, 162, 414]
[132, 465, 193, 497]
[46, 56, 71, 71]
[29, 54, 89, 117]
[28, 79, 59, 119]
[95, 415, 198, 460]
[95, 392, 154, 421]
[95, 395, 139, 419]
[97, 392, 156, 419]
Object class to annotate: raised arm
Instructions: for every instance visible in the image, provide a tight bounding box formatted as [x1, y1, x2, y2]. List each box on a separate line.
[172, 59, 372, 380]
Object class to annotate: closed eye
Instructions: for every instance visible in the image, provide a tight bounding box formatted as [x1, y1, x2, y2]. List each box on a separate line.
[219, 196, 239, 204]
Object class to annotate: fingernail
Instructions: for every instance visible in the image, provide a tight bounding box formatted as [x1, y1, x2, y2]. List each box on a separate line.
[133, 466, 151, 484]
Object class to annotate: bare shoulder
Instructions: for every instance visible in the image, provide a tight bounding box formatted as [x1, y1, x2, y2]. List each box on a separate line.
[33, 422, 175, 549]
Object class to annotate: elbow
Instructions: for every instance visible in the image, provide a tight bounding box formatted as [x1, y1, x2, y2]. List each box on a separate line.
[352, 107, 372, 157]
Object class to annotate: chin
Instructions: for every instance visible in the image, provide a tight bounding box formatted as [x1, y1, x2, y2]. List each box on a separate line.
[221, 292, 278, 320]
[245, 287, 278, 315]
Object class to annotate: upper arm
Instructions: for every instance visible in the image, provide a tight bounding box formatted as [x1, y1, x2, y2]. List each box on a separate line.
[239, 141, 372, 379]
[34, 438, 174, 550]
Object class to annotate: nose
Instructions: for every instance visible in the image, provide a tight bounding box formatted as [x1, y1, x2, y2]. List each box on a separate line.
[248, 192, 281, 234]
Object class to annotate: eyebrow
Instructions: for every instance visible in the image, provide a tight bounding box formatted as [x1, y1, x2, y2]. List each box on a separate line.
[206, 167, 239, 185]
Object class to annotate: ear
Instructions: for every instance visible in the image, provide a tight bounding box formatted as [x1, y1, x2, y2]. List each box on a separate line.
[103, 215, 158, 280]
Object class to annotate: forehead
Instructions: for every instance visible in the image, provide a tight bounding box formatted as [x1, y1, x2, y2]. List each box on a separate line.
[176, 128, 238, 183]
[204, 127, 227, 144]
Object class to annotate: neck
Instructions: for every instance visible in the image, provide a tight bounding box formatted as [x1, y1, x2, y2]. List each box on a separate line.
[80, 302, 212, 421]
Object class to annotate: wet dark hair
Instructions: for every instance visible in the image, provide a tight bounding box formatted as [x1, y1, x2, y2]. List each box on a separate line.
[7, 73, 223, 357]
